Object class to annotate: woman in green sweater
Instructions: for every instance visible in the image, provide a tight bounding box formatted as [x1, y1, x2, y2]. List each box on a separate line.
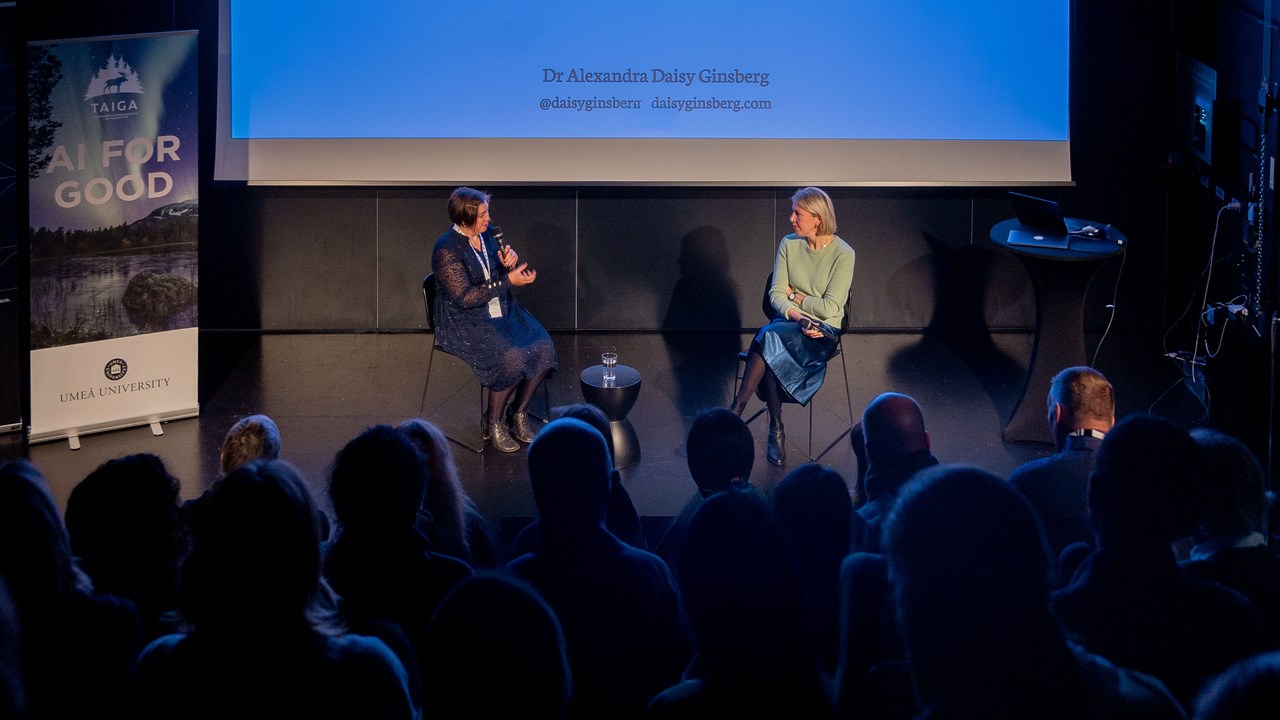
[730, 187, 855, 465]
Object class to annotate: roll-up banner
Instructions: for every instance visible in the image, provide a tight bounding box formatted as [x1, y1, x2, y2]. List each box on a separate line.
[27, 30, 198, 444]
[1, 4, 20, 434]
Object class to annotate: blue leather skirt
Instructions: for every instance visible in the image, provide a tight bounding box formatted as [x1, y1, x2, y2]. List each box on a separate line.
[751, 318, 839, 405]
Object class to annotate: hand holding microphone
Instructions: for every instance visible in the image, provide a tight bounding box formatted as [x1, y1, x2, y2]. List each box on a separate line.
[491, 225, 520, 270]
[490, 226, 536, 286]
[798, 316, 825, 339]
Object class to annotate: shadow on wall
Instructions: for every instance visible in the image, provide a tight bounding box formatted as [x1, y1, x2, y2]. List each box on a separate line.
[662, 226, 743, 428]
[888, 231, 1027, 416]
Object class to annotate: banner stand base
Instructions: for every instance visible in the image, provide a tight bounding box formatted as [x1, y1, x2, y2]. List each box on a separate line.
[30, 406, 200, 447]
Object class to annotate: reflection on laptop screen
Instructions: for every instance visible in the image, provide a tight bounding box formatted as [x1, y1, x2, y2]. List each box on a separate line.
[1009, 192, 1069, 235]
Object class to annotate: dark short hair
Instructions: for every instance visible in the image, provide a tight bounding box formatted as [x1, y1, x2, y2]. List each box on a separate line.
[556, 403, 616, 466]
[65, 453, 184, 602]
[686, 408, 754, 492]
[883, 464, 1062, 712]
[527, 418, 611, 525]
[180, 459, 321, 630]
[448, 187, 491, 227]
[1089, 414, 1203, 543]
[1190, 428, 1268, 539]
[425, 572, 570, 717]
[329, 425, 428, 531]
[886, 464, 1051, 606]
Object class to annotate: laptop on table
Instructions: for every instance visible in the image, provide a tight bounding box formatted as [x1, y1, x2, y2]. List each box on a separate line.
[1006, 192, 1074, 250]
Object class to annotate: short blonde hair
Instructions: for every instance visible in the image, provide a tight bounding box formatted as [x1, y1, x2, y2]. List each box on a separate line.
[220, 414, 282, 476]
[792, 186, 837, 236]
[1048, 367, 1114, 424]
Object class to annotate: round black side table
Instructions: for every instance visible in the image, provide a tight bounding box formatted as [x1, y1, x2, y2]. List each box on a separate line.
[579, 364, 642, 468]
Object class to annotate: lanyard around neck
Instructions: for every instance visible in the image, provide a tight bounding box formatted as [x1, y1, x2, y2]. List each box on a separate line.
[459, 227, 491, 282]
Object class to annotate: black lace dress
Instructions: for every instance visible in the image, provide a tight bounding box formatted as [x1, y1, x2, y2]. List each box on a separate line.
[431, 228, 556, 391]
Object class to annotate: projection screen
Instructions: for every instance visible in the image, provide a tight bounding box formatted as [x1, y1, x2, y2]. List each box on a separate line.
[215, 0, 1071, 186]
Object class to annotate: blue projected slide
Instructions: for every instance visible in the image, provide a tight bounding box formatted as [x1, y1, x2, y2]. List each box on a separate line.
[230, 0, 1068, 142]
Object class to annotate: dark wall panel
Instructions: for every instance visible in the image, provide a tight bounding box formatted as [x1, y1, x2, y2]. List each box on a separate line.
[256, 190, 378, 330]
[577, 188, 776, 331]
[377, 188, 450, 331]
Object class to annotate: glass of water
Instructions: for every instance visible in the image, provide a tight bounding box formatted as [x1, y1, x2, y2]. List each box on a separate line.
[601, 352, 618, 385]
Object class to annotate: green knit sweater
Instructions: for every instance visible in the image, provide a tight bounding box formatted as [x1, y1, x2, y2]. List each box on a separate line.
[768, 234, 856, 327]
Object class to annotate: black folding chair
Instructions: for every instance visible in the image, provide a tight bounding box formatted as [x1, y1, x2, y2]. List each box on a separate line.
[420, 273, 486, 453]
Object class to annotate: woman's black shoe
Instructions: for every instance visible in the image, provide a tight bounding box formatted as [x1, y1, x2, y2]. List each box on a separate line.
[767, 419, 786, 466]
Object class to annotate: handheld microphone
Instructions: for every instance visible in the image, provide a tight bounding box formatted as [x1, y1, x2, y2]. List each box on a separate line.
[490, 225, 530, 275]
[491, 225, 510, 257]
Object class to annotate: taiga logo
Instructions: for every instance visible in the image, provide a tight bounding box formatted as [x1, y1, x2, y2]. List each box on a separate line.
[85, 55, 145, 118]
[104, 358, 128, 381]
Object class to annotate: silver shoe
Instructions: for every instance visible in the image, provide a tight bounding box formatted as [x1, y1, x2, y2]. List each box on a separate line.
[488, 422, 521, 453]
[510, 411, 539, 443]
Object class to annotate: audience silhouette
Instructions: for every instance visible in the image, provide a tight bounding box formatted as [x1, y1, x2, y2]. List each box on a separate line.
[649, 487, 833, 718]
[1193, 651, 1280, 720]
[1180, 428, 1280, 648]
[0, 578, 23, 719]
[0, 459, 139, 720]
[508, 403, 648, 557]
[655, 407, 762, 574]
[132, 459, 413, 719]
[507, 418, 692, 720]
[1052, 414, 1265, 708]
[398, 417, 498, 566]
[13, 362, 1279, 719]
[65, 453, 186, 643]
[324, 424, 473, 702]
[182, 413, 333, 540]
[855, 392, 938, 553]
[423, 571, 572, 720]
[1009, 366, 1115, 579]
[836, 545, 904, 720]
[885, 464, 1184, 719]
[774, 462, 854, 677]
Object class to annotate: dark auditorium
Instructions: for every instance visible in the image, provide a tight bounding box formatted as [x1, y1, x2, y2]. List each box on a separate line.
[3, 1, 1280, 718]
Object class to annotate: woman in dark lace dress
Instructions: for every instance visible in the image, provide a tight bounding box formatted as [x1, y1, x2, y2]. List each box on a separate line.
[431, 187, 557, 452]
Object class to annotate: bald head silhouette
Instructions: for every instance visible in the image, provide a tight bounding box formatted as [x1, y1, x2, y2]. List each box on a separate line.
[862, 392, 930, 462]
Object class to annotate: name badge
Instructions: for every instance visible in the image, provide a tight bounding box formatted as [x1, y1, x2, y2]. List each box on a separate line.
[488, 296, 502, 318]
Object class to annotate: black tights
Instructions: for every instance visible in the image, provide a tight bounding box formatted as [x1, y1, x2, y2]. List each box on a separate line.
[486, 367, 551, 423]
[734, 349, 782, 422]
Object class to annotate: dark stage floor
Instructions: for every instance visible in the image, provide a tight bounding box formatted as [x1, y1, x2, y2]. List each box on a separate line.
[3, 330, 1184, 551]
